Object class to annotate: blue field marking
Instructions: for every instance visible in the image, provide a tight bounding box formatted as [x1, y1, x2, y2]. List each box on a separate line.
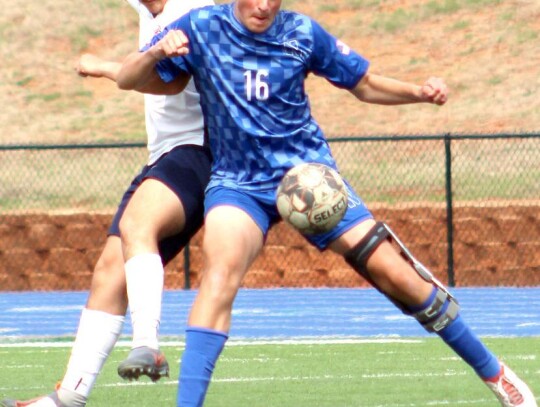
[0, 287, 539, 339]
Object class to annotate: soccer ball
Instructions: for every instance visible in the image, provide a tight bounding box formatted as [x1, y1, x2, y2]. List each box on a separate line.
[276, 163, 348, 235]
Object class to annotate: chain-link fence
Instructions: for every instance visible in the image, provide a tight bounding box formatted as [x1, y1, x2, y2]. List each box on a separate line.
[1, 133, 539, 291]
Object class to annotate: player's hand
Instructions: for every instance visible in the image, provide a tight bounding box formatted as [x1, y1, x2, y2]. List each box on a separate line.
[420, 77, 448, 105]
[150, 30, 190, 61]
[75, 54, 105, 78]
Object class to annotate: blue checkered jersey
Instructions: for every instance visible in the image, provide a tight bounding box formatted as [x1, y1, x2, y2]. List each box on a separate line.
[148, 4, 370, 191]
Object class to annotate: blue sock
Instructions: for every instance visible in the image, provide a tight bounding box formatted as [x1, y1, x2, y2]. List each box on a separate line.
[438, 315, 501, 379]
[177, 327, 228, 407]
[409, 287, 501, 380]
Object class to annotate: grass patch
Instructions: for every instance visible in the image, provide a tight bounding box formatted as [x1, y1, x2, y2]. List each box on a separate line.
[515, 27, 538, 44]
[370, 0, 507, 33]
[15, 76, 33, 87]
[0, 338, 538, 406]
[25, 93, 62, 103]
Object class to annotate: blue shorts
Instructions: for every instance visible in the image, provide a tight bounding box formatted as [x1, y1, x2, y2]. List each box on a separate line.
[204, 180, 373, 250]
[109, 145, 212, 264]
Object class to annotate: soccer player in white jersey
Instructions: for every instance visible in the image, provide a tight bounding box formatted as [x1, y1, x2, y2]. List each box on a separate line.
[116, 0, 537, 406]
[0, 1, 212, 406]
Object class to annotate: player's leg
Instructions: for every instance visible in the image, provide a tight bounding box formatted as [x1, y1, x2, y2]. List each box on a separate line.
[116, 178, 181, 381]
[0, 183, 139, 407]
[186, 205, 263, 330]
[177, 188, 268, 407]
[326, 208, 536, 406]
[118, 146, 210, 381]
[56, 236, 127, 406]
[0, 236, 128, 407]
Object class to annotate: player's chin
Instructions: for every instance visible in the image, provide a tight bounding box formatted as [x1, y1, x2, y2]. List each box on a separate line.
[247, 18, 272, 33]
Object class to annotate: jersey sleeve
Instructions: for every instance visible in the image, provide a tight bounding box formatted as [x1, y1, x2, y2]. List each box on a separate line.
[308, 19, 370, 90]
[140, 17, 192, 83]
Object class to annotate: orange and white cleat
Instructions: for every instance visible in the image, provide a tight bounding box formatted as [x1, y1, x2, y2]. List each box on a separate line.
[484, 363, 538, 407]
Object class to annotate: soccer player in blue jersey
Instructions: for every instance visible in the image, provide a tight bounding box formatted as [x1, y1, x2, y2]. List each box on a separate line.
[116, 1, 537, 406]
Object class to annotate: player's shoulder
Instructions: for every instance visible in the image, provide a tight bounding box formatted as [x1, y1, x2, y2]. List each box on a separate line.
[272, 9, 318, 47]
[276, 9, 316, 36]
[278, 9, 311, 22]
[279, 9, 314, 25]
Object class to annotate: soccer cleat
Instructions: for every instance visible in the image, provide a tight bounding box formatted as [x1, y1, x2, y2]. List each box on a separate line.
[0, 392, 64, 407]
[117, 346, 169, 382]
[484, 363, 538, 407]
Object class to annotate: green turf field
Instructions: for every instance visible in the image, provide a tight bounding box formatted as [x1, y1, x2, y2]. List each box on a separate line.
[1, 337, 538, 406]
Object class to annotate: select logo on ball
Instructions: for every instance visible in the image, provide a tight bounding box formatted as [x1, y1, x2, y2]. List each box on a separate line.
[312, 196, 347, 224]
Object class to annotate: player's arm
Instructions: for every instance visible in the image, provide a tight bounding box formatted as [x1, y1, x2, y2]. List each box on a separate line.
[76, 54, 121, 81]
[117, 30, 191, 95]
[75, 53, 184, 95]
[350, 73, 448, 106]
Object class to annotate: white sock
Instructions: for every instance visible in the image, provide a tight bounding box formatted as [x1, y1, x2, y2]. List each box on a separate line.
[125, 253, 164, 350]
[59, 309, 124, 404]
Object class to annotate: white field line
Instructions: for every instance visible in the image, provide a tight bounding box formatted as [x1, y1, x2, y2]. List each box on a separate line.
[0, 371, 474, 391]
[0, 338, 424, 348]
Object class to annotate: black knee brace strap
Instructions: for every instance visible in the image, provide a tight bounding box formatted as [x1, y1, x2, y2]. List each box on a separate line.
[344, 222, 389, 278]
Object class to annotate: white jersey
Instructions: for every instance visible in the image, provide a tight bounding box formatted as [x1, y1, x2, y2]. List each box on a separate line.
[126, 0, 213, 164]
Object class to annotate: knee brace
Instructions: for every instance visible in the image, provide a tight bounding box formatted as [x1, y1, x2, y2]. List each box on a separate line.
[345, 221, 459, 333]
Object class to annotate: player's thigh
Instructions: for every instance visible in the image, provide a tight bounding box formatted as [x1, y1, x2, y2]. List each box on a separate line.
[203, 205, 264, 281]
[121, 178, 185, 239]
[328, 218, 377, 255]
[121, 146, 210, 240]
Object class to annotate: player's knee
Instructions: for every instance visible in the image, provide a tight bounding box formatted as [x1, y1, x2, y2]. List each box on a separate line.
[94, 241, 123, 273]
[201, 266, 243, 304]
[92, 251, 125, 290]
[118, 213, 135, 241]
[119, 213, 153, 247]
